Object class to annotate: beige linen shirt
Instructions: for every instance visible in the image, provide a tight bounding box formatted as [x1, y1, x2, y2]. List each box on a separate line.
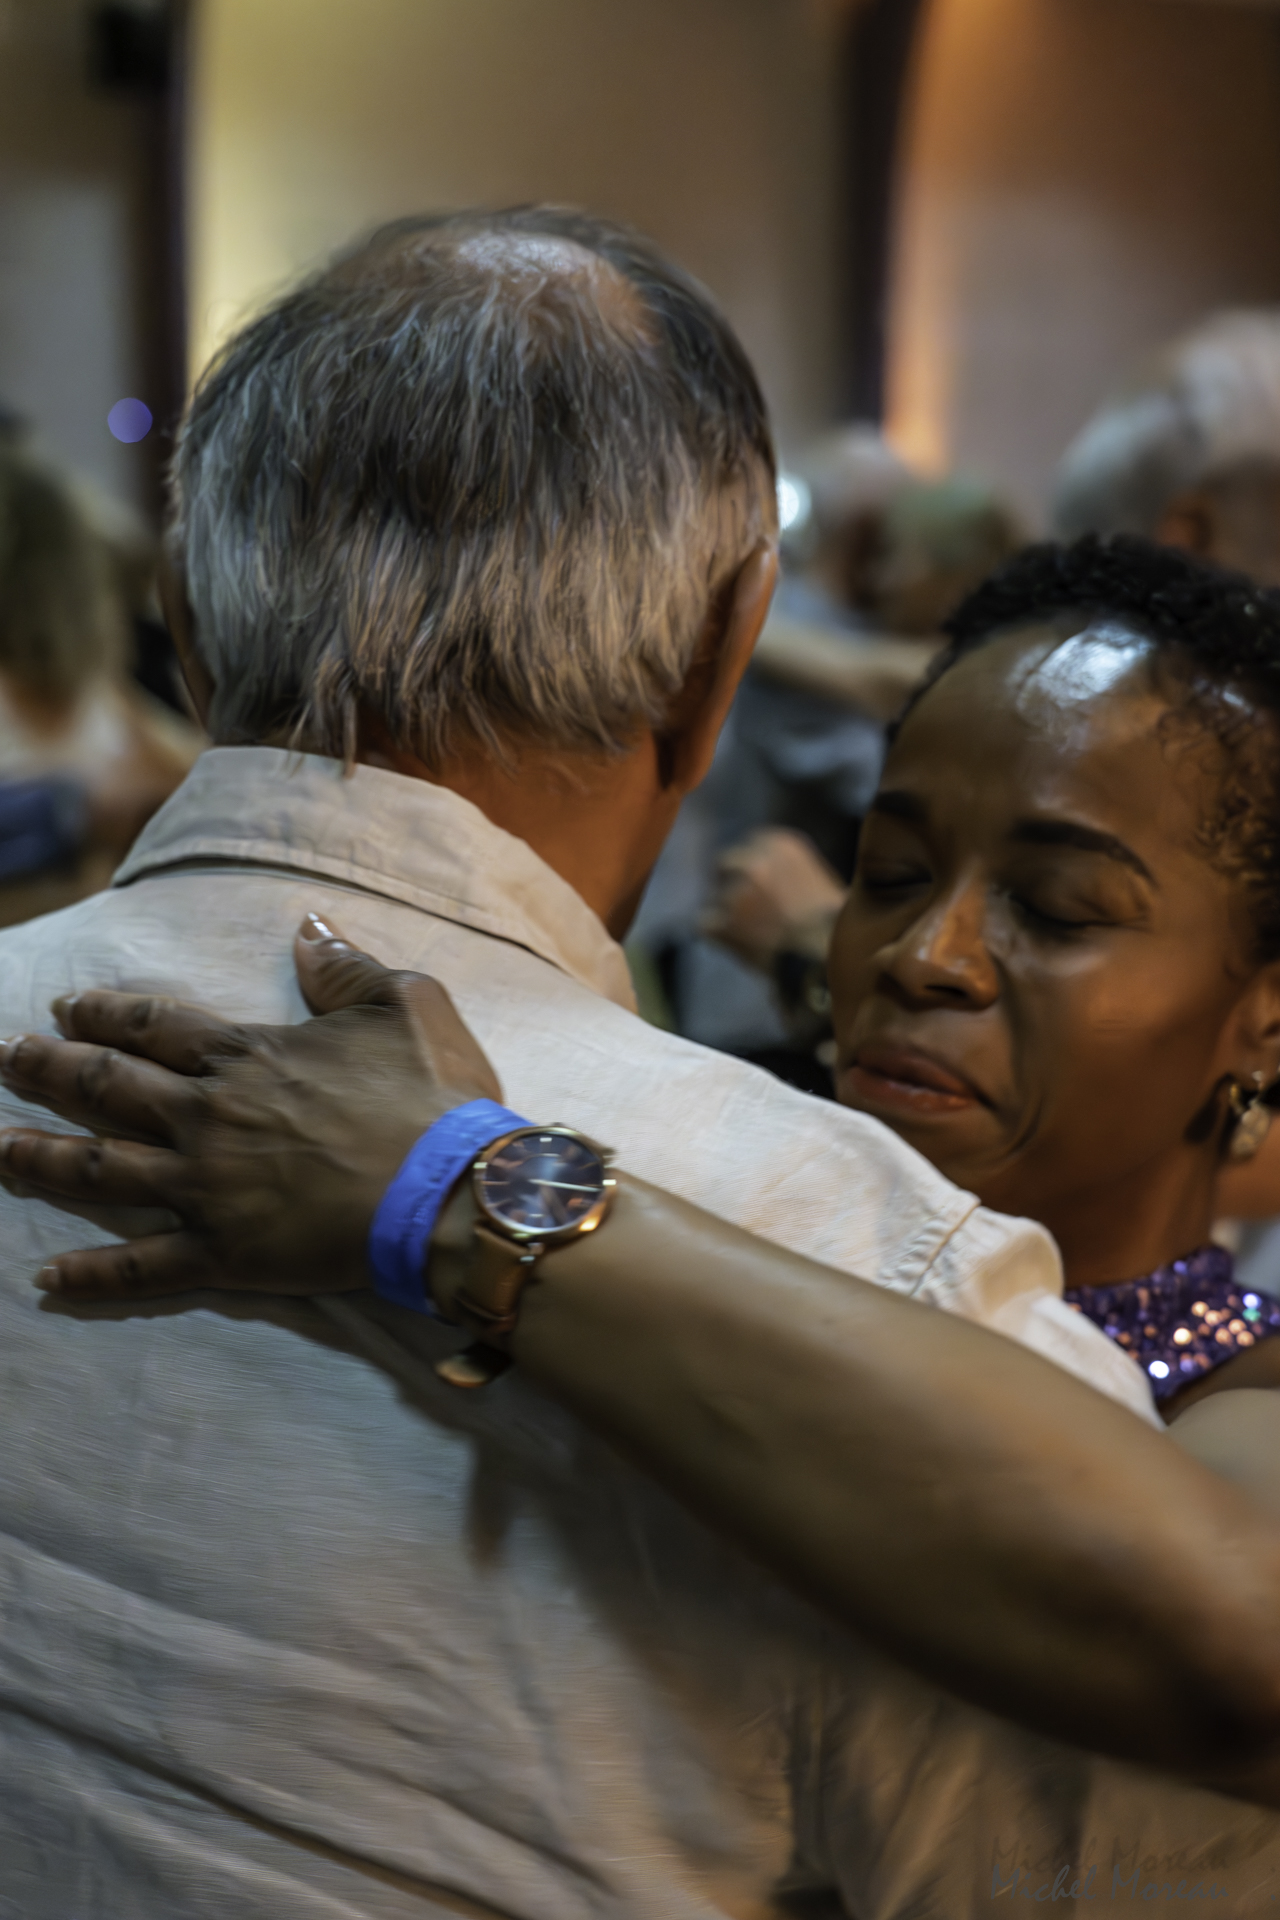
[1, 746, 1263, 1920]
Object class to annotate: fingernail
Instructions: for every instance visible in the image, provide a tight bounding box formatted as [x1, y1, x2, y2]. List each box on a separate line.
[51, 994, 78, 1031]
[301, 913, 335, 942]
[33, 1265, 63, 1294]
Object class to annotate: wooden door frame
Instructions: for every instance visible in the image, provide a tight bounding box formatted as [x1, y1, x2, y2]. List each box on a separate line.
[838, 0, 931, 421]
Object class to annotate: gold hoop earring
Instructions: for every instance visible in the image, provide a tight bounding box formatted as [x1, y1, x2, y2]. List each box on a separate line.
[1228, 1070, 1273, 1163]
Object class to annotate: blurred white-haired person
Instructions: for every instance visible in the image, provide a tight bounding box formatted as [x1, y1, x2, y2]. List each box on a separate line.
[1054, 309, 1280, 583]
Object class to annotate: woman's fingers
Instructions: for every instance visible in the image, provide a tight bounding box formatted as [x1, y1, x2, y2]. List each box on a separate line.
[0, 1034, 211, 1143]
[293, 914, 400, 1014]
[294, 916, 503, 1102]
[33, 1231, 224, 1301]
[53, 988, 255, 1074]
[34, 1229, 359, 1301]
[0, 1128, 189, 1209]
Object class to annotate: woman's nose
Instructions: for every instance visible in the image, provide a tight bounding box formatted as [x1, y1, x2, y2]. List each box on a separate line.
[881, 886, 999, 1008]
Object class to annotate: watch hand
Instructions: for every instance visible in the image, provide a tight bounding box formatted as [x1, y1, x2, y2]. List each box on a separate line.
[534, 1180, 600, 1192]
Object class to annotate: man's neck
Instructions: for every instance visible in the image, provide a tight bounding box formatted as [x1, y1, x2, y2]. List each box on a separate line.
[356, 725, 675, 941]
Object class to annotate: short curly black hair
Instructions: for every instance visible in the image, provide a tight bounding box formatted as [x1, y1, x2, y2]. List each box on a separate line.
[914, 534, 1280, 960]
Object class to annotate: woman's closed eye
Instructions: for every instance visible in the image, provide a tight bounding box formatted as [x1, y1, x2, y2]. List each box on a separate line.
[1005, 872, 1147, 938]
[1009, 893, 1100, 937]
[858, 860, 932, 900]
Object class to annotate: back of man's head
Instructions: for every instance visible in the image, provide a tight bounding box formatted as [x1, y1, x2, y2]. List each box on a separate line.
[1052, 310, 1280, 583]
[171, 207, 776, 764]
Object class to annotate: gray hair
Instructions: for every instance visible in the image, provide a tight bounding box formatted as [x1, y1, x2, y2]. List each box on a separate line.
[170, 207, 776, 763]
[1054, 310, 1280, 540]
[797, 422, 912, 536]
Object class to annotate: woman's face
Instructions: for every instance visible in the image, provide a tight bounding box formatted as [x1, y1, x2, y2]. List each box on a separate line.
[829, 619, 1280, 1276]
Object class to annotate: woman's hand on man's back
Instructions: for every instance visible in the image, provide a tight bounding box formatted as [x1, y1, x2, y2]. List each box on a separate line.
[0, 914, 499, 1300]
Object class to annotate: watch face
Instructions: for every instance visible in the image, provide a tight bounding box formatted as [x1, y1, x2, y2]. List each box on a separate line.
[475, 1131, 609, 1240]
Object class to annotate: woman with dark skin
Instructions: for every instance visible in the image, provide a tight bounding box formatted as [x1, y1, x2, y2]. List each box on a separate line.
[829, 542, 1280, 1415]
[8, 538, 1280, 1814]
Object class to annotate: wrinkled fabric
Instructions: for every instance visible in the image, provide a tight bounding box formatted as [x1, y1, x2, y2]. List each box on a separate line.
[2, 744, 1251, 1920]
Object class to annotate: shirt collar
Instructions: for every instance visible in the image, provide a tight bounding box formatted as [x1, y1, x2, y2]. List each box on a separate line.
[114, 746, 637, 1010]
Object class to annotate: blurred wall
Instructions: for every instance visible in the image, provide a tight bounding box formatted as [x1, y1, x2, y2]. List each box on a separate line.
[887, 0, 1280, 525]
[189, 0, 844, 456]
[0, 0, 158, 511]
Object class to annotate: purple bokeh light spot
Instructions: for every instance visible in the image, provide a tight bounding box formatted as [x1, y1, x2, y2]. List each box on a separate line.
[107, 398, 153, 443]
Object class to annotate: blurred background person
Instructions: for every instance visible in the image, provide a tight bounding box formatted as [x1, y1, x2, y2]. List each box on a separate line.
[772, 421, 912, 631]
[0, 432, 200, 927]
[625, 421, 911, 1072]
[1054, 309, 1280, 584]
[853, 473, 1027, 634]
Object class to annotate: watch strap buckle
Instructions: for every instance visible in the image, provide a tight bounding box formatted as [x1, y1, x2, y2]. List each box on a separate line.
[434, 1342, 513, 1390]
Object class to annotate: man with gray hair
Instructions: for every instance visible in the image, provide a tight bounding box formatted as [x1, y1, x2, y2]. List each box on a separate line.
[1054, 308, 1280, 584]
[0, 206, 1229, 1917]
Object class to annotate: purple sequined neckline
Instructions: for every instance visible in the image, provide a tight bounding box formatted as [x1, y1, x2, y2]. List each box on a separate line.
[1064, 1244, 1280, 1402]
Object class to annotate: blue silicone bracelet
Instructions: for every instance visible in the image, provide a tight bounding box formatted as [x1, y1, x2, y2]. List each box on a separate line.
[367, 1099, 531, 1314]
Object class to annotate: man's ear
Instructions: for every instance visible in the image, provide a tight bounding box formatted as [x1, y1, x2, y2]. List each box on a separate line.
[1157, 490, 1218, 561]
[158, 555, 215, 729]
[660, 541, 778, 795]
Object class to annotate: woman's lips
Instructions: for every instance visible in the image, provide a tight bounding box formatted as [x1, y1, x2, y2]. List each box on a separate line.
[839, 1043, 985, 1117]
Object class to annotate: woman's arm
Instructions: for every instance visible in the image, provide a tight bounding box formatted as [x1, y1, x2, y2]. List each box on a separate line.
[4, 919, 1280, 1802]
[490, 1176, 1280, 1804]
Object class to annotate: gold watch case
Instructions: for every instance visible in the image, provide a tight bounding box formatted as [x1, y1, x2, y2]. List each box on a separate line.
[471, 1123, 616, 1249]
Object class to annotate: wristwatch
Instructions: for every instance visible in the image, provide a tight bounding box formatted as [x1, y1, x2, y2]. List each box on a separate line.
[438, 1125, 616, 1383]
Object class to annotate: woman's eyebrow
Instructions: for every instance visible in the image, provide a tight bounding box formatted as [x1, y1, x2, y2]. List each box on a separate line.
[1010, 818, 1157, 885]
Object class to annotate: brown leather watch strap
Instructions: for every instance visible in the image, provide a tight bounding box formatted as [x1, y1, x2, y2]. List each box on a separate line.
[451, 1223, 544, 1338]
